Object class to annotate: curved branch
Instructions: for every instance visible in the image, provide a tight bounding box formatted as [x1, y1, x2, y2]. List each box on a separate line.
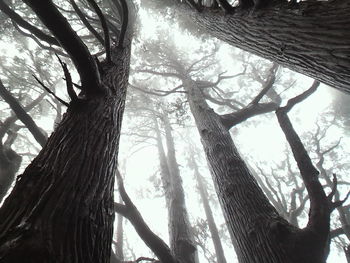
[69, 0, 105, 46]
[86, 0, 111, 62]
[114, 171, 177, 263]
[0, 0, 59, 46]
[0, 80, 47, 147]
[117, 0, 129, 48]
[23, 0, 101, 96]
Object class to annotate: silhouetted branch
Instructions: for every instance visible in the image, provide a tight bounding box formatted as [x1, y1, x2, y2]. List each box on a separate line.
[33, 75, 69, 107]
[0, 0, 59, 46]
[55, 54, 79, 102]
[69, 0, 104, 46]
[86, 0, 111, 62]
[23, 0, 101, 95]
[0, 79, 47, 146]
[114, 170, 177, 263]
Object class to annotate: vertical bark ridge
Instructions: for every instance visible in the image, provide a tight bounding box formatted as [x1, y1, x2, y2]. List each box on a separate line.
[0, 43, 131, 262]
[184, 78, 294, 263]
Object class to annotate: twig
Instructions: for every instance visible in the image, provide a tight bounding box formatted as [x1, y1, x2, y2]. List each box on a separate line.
[32, 75, 69, 107]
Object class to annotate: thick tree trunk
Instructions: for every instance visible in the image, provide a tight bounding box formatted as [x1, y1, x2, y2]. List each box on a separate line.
[0, 46, 131, 263]
[191, 157, 227, 263]
[184, 78, 328, 263]
[173, 0, 350, 93]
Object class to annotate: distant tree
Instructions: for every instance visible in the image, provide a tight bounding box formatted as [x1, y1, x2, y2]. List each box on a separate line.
[188, 145, 228, 263]
[134, 39, 349, 262]
[0, 1, 135, 262]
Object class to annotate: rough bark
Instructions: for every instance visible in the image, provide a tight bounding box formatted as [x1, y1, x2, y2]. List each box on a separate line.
[190, 155, 227, 263]
[169, 0, 350, 93]
[0, 46, 130, 263]
[184, 78, 293, 263]
[184, 77, 335, 263]
[0, 0, 135, 260]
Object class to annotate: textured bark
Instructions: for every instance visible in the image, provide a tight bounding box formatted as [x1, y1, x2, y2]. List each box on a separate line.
[173, 0, 350, 93]
[0, 42, 132, 263]
[184, 78, 332, 263]
[191, 157, 227, 263]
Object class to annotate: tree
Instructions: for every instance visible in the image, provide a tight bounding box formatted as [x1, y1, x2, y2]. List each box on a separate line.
[0, 0, 135, 262]
[135, 37, 349, 261]
[188, 146, 228, 263]
[146, 0, 350, 93]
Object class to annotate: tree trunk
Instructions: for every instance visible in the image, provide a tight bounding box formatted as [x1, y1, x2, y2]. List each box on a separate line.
[191, 156, 227, 263]
[172, 0, 350, 93]
[184, 78, 328, 263]
[115, 196, 124, 261]
[0, 147, 21, 203]
[153, 114, 197, 263]
[0, 45, 131, 263]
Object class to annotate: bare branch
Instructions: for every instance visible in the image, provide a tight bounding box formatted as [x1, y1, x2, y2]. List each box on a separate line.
[69, 0, 104, 46]
[0, 0, 59, 46]
[86, 0, 111, 62]
[114, 170, 177, 263]
[33, 75, 69, 107]
[332, 191, 350, 210]
[280, 80, 320, 114]
[116, 0, 129, 47]
[250, 63, 278, 105]
[23, 0, 101, 95]
[55, 54, 79, 102]
[0, 79, 47, 146]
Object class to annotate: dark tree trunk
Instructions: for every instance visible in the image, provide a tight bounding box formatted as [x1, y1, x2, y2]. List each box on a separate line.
[153, 114, 197, 263]
[0, 44, 132, 263]
[191, 156, 227, 263]
[0, 146, 21, 203]
[184, 78, 329, 263]
[172, 0, 350, 93]
[344, 245, 350, 263]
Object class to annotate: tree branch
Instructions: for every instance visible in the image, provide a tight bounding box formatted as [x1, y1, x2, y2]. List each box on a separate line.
[276, 82, 330, 232]
[0, 0, 59, 46]
[0, 79, 47, 147]
[86, 0, 111, 62]
[69, 0, 105, 46]
[221, 102, 278, 129]
[23, 0, 102, 96]
[114, 171, 177, 263]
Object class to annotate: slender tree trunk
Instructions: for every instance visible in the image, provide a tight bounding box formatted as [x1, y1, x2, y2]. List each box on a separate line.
[171, 0, 350, 93]
[153, 114, 197, 263]
[191, 156, 227, 263]
[184, 78, 329, 263]
[0, 44, 131, 263]
[115, 196, 124, 260]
